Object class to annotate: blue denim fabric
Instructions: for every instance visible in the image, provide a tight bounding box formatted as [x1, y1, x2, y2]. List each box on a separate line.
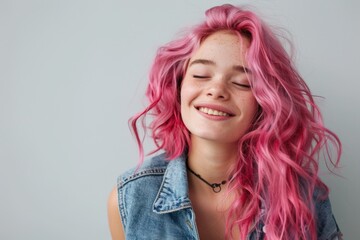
[117, 153, 342, 239]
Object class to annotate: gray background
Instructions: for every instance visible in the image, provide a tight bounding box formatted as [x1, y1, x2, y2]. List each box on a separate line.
[1, 0, 359, 239]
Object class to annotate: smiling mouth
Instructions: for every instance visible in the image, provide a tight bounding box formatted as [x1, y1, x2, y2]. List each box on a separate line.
[198, 107, 232, 116]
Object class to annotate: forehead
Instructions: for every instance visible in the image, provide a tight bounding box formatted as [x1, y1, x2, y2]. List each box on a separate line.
[189, 31, 250, 65]
[203, 31, 241, 44]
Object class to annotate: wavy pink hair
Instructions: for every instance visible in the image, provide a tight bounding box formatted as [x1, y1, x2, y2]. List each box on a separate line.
[130, 4, 341, 240]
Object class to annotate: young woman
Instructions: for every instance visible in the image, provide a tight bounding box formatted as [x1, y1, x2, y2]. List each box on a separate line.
[108, 4, 342, 240]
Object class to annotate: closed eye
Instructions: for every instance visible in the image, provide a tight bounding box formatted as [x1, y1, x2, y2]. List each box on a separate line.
[193, 75, 210, 79]
[233, 82, 251, 88]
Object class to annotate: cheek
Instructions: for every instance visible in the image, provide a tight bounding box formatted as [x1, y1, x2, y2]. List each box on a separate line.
[242, 95, 258, 117]
[180, 80, 197, 105]
[180, 85, 187, 107]
[180, 84, 191, 116]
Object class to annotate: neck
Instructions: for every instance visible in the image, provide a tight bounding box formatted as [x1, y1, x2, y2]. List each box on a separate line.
[187, 136, 238, 193]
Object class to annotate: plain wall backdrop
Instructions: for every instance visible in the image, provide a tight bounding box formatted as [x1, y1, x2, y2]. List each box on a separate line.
[1, 0, 359, 239]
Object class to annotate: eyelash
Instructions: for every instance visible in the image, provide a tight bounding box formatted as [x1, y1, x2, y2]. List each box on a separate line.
[233, 82, 251, 88]
[193, 75, 209, 79]
[192, 75, 251, 89]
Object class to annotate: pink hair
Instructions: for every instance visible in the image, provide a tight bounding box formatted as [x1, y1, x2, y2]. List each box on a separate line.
[130, 4, 341, 240]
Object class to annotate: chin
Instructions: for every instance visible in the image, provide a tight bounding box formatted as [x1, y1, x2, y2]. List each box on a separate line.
[191, 132, 240, 144]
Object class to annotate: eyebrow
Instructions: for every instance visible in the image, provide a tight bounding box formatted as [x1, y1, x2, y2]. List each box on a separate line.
[189, 58, 251, 74]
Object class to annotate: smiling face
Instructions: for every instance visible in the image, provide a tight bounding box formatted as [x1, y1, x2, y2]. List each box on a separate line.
[180, 31, 258, 145]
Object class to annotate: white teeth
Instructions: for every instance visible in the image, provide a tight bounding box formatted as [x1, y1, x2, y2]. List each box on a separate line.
[198, 107, 230, 116]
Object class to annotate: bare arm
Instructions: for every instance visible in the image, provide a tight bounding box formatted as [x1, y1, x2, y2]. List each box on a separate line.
[107, 186, 125, 240]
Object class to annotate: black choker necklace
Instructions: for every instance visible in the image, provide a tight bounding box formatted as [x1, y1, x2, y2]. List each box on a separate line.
[186, 163, 229, 193]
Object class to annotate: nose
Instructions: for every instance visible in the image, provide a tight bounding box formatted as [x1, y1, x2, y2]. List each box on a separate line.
[206, 80, 229, 100]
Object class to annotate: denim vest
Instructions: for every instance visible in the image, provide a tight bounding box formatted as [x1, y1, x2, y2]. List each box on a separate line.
[117, 153, 342, 240]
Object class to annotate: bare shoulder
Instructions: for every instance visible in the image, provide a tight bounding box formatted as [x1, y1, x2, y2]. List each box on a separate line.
[107, 186, 125, 240]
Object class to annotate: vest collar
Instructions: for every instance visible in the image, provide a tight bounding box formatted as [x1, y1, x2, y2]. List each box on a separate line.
[152, 154, 192, 213]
